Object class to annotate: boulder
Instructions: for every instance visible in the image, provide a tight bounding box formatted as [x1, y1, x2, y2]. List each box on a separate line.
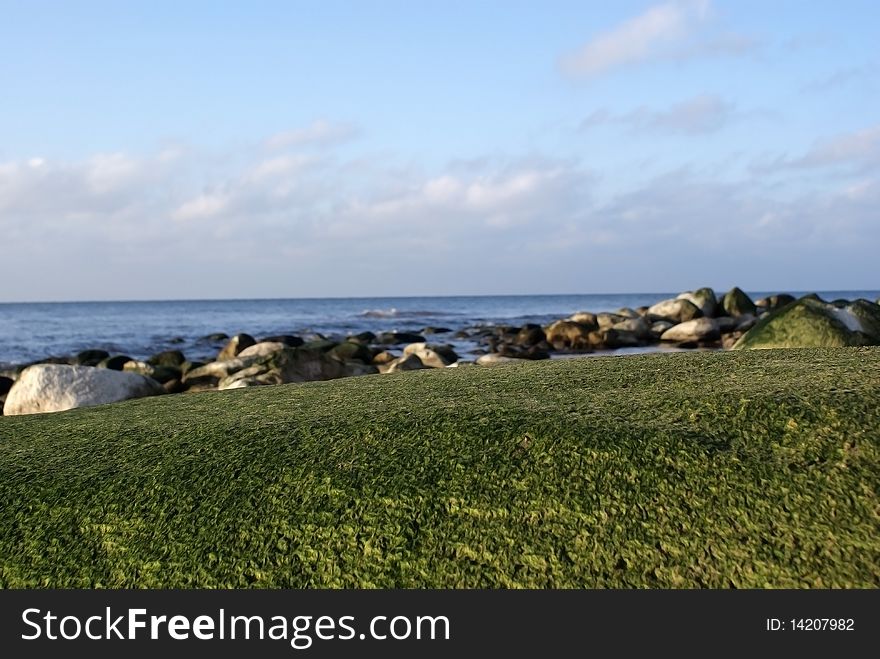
[260, 335, 304, 347]
[755, 294, 796, 312]
[328, 341, 374, 364]
[217, 333, 257, 361]
[198, 332, 229, 343]
[677, 287, 718, 318]
[594, 328, 642, 349]
[660, 318, 720, 343]
[147, 350, 186, 368]
[375, 332, 426, 345]
[734, 297, 880, 349]
[97, 355, 132, 371]
[422, 326, 452, 335]
[402, 343, 458, 368]
[74, 349, 110, 367]
[515, 324, 546, 347]
[3, 364, 163, 415]
[545, 320, 594, 350]
[237, 341, 287, 359]
[372, 350, 397, 365]
[568, 312, 598, 328]
[611, 316, 652, 340]
[615, 307, 640, 319]
[647, 298, 703, 324]
[722, 287, 757, 317]
[381, 354, 426, 373]
[0, 376, 13, 398]
[348, 331, 376, 344]
[596, 312, 627, 329]
[650, 321, 674, 337]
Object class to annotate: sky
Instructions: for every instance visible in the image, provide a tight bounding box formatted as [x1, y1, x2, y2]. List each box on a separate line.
[0, 0, 878, 301]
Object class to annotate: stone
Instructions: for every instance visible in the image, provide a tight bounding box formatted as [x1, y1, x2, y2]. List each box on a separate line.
[402, 343, 459, 368]
[596, 313, 627, 329]
[568, 312, 598, 328]
[237, 342, 287, 359]
[515, 324, 546, 347]
[422, 327, 452, 334]
[0, 376, 13, 397]
[217, 333, 256, 361]
[199, 332, 229, 343]
[348, 331, 376, 344]
[615, 307, 640, 319]
[755, 294, 796, 312]
[660, 318, 721, 343]
[545, 320, 594, 350]
[260, 335, 304, 347]
[328, 341, 374, 364]
[722, 287, 757, 317]
[381, 354, 426, 373]
[611, 316, 652, 340]
[74, 349, 110, 367]
[647, 298, 703, 324]
[97, 355, 133, 371]
[375, 332, 426, 345]
[677, 287, 718, 318]
[3, 364, 163, 415]
[372, 350, 397, 365]
[734, 297, 880, 349]
[147, 350, 186, 368]
[650, 321, 674, 337]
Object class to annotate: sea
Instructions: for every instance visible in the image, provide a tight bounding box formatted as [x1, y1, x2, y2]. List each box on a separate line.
[1, 291, 877, 368]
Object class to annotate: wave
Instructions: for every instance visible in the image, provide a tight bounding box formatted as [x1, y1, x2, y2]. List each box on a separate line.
[358, 308, 452, 319]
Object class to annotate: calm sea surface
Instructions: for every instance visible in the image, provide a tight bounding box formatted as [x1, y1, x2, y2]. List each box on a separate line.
[1, 291, 877, 367]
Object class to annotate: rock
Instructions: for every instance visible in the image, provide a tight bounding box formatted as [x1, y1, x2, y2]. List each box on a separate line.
[328, 341, 374, 364]
[168, 337, 185, 344]
[97, 355, 132, 371]
[163, 378, 185, 394]
[422, 327, 452, 334]
[3, 364, 163, 415]
[568, 312, 598, 328]
[475, 354, 528, 366]
[647, 298, 703, 324]
[381, 354, 426, 373]
[660, 318, 720, 343]
[596, 313, 627, 329]
[372, 350, 397, 365]
[301, 338, 338, 352]
[650, 321, 674, 337]
[595, 328, 642, 349]
[199, 332, 229, 343]
[734, 297, 880, 349]
[402, 343, 458, 368]
[260, 335, 304, 347]
[348, 331, 376, 344]
[74, 349, 110, 367]
[722, 287, 757, 317]
[755, 294, 796, 312]
[237, 342, 287, 359]
[677, 287, 718, 318]
[611, 316, 652, 340]
[545, 320, 594, 350]
[216, 346, 362, 388]
[217, 333, 256, 361]
[147, 350, 186, 368]
[0, 376, 13, 397]
[636, 306, 650, 316]
[715, 316, 740, 333]
[515, 324, 546, 347]
[736, 314, 758, 332]
[615, 307, 640, 319]
[375, 332, 426, 345]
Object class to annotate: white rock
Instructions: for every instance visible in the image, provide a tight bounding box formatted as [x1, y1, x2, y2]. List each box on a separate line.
[660, 318, 720, 343]
[4, 364, 163, 415]
[237, 341, 286, 358]
[402, 342, 457, 368]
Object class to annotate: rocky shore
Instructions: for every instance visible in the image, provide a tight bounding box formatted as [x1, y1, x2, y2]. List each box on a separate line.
[2, 287, 879, 416]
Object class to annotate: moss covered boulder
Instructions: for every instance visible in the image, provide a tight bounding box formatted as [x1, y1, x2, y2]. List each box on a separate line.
[722, 287, 757, 317]
[734, 297, 880, 349]
[677, 287, 718, 318]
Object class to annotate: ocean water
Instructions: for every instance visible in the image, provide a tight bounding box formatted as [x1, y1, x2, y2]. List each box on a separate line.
[1, 291, 877, 367]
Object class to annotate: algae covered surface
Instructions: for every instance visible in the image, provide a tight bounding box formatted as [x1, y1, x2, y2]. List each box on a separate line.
[0, 348, 878, 588]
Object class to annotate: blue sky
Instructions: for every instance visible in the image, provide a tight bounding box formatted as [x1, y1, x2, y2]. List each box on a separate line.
[1, 0, 878, 300]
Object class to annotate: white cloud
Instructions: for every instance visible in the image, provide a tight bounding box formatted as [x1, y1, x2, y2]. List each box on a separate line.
[265, 120, 358, 150]
[172, 192, 230, 221]
[794, 124, 880, 168]
[581, 94, 735, 135]
[560, 0, 709, 77]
